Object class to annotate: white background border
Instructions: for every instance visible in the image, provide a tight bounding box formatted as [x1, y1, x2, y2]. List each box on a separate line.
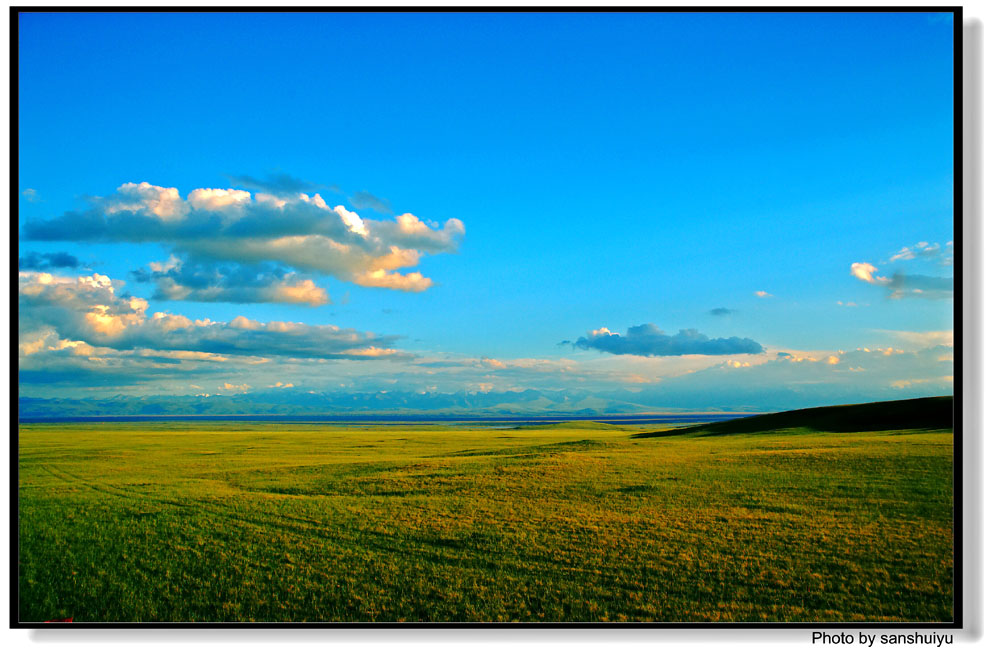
[2, 1, 994, 650]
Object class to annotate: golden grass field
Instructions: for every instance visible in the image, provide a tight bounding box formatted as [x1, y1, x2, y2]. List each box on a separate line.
[17, 418, 953, 623]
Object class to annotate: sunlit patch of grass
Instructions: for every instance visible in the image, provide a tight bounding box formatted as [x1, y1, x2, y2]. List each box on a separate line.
[17, 421, 952, 623]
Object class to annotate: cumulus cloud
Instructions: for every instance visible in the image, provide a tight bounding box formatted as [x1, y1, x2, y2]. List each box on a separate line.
[22, 188, 39, 202]
[571, 324, 764, 357]
[18, 271, 409, 361]
[350, 190, 393, 214]
[103, 181, 188, 220]
[850, 262, 887, 284]
[754, 291, 771, 297]
[364, 213, 466, 253]
[133, 258, 330, 306]
[23, 180, 465, 293]
[187, 187, 252, 213]
[709, 307, 736, 316]
[19, 251, 81, 270]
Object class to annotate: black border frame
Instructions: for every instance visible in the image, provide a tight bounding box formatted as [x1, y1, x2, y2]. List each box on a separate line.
[9, 4, 965, 631]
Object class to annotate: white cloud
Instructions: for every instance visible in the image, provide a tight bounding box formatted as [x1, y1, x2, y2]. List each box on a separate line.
[187, 188, 252, 213]
[366, 213, 466, 252]
[25, 180, 466, 294]
[334, 204, 368, 236]
[105, 182, 187, 220]
[268, 278, 329, 305]
[353, 269, 433, 292]
[340, 346, 401, 357]
[850, 262, 888, 285]
[18, 271, 409, 361]
[889, 241, 947, 263]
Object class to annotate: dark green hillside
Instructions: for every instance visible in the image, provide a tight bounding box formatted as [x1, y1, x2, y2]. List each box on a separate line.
[634, 396, 953, 438]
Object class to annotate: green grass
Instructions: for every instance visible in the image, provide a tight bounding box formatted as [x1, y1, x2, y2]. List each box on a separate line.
[17, 417, 953, 623]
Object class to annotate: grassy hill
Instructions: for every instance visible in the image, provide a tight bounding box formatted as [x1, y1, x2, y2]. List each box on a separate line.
[634, 396, 953, 438]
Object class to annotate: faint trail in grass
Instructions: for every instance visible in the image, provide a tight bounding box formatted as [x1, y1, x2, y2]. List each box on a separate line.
[40, 465, 351, 543]
[39, 463, 543, 574]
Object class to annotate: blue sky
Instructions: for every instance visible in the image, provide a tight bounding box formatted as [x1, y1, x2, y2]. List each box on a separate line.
[17, 11, 956, 412]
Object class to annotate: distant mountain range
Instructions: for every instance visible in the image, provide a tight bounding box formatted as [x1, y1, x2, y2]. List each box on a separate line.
[19, 383, 942, 420]
[19, 388, 667, 419]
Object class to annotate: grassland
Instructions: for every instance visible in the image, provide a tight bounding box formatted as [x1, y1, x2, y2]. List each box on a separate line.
[17, 410, 953, 623]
